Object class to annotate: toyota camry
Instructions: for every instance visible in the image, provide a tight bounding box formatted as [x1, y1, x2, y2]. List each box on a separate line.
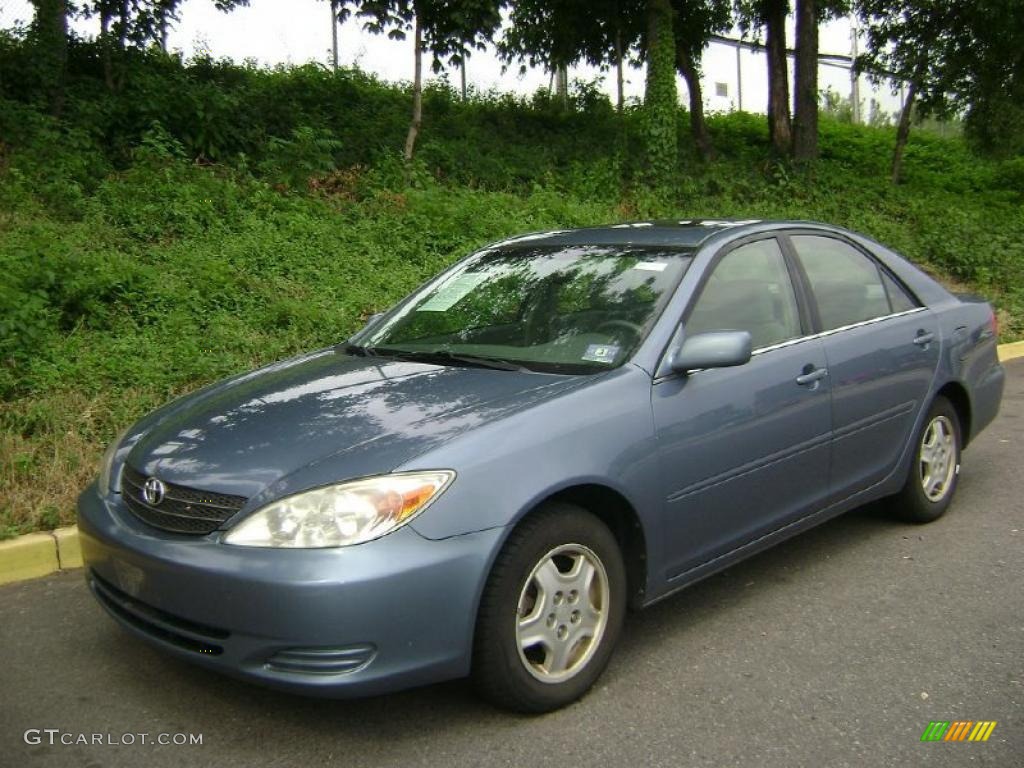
[79, 219, 1005, 712]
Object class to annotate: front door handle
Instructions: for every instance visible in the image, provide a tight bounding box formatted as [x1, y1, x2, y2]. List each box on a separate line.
[796, 366, 828, 386]
[913, 331, 936, 346]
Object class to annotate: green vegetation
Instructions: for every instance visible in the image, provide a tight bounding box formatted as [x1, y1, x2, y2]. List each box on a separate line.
[1, 39, 1022, 535]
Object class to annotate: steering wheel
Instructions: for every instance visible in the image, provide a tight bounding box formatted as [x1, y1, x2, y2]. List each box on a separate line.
[595, 320, 643, 339]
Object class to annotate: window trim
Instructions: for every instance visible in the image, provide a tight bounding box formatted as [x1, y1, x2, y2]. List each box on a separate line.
[780, 229, 924, 335]
[679, 234, 812, 335]
[654, 234, 813, 379]
[751, 306, 927, 356]
[655, 306, 928, 382]
[654, 229, 931, 382]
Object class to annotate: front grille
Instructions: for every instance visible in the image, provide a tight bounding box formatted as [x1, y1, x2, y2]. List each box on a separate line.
[121, 465, 247, 535]
[91, 570, 228, 656]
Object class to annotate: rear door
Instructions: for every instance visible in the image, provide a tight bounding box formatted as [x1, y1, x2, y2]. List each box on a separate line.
[653, 236, 833, 580]
[784, 232, 940, 499]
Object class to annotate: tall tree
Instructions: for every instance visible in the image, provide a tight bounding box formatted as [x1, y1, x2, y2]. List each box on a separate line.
[359, 0, 502, 162]
[855, 0, 961, 182]
[793, 0, 849, 162]
[672, 0, 732, 162]
[738, 0, 792, 156]
[942, 0, 1024, 157]
[505, 0, 716, 178]
[500, 0, 641, 113]
[82, 1, 249, 90]
[791, 0, 817, 161]
[28, 0, 68, 116]
[323, 0, 358, 69]
[643, 0, 678, 182]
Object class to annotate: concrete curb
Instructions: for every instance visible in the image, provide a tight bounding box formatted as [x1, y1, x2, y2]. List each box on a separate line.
[998, 341, 1024, 363]
[0, 526, 82, 586]
[1, 343, 1023, 587]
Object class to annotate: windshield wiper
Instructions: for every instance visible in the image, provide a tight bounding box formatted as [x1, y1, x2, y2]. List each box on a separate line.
[381, 349, 530, 372]
[342, 343, 380, 357]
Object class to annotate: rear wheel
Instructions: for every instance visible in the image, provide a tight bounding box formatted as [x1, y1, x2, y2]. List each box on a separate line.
[893, 396, 961, 523]
[473, 503, 626, 713]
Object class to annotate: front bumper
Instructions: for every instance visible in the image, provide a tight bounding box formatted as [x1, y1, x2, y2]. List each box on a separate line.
[77, 482, 505, 697]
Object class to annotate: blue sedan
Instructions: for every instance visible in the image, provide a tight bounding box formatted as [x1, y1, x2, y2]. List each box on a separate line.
[79, 220, 1005, 712]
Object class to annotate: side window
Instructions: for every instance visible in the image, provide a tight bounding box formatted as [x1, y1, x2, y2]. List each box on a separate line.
[881, 270, 919, 313]
[791, 235, 892, 331]
[685, 239, 802, 350]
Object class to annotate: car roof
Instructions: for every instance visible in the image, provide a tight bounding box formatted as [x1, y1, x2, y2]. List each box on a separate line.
[485, 219, 833, 250]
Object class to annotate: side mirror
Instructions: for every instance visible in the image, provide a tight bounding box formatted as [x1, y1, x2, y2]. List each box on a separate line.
[669, 330, 752, 374]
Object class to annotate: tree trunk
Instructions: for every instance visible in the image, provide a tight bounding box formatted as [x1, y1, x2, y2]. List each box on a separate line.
[403, 13, 423, 163]
[29, 0, 67, 116]
[643, 0, 678, 183]
[555, 64, 569, 110]
[158, 12, 168, 51]
[892, 80, 917, 184]
[677, 47, 713, 161]
[614, 25, 625, 112]
[764, 0, 792, 156]
[793, 0, 818, 163]
[100, 9, 115, 91]
[118, 0, 129, 48]
[460, 56, 467, 100]
[330, 0, 339, 70]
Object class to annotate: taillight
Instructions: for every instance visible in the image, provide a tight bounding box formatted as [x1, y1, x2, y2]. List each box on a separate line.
[990, 309, 999, 340]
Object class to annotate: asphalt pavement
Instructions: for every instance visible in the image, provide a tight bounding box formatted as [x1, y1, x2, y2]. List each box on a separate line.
[2, 360, 1021, 768]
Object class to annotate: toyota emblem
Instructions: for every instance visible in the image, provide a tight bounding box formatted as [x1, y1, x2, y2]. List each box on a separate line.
[143, 477, 166, 506]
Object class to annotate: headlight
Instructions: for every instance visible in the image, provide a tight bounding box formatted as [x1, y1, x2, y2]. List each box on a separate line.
[223, 471, 455, 549]
[97, 426, 131, 497]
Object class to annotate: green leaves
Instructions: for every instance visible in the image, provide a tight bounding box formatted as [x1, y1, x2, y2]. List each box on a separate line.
[358, 0, 502, 69]
[642, 0, 678, 185]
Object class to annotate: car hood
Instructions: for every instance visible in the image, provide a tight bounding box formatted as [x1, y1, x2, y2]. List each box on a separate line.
[127, 349, 581, 502]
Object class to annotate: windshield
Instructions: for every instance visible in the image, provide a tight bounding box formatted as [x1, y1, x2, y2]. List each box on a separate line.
[355, 244, 692, 374]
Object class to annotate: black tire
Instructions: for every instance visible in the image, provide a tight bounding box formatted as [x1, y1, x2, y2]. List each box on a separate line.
[472, 503, 627, 713]
[892, 396, 962, 524]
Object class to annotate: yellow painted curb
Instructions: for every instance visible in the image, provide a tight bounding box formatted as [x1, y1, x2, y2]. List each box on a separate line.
[998, 341, 1024, 363]
[0, 532, 61, 586]
[54, 526, 83, 569]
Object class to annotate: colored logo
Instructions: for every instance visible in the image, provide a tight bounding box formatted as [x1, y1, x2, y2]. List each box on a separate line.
[920, 721, 997, 742]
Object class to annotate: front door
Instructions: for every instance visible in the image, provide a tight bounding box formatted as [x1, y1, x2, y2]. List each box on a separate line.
[653, 237, 833, 580]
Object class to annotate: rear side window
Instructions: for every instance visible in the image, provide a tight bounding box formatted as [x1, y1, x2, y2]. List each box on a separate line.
[791, 235, 892, 331]
[686, 238, 802, 350]
[881, 270, 919, 313]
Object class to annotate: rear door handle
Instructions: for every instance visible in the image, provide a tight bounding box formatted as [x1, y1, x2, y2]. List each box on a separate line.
[796, 367, 828, 386]
[913, 331, 936, 346]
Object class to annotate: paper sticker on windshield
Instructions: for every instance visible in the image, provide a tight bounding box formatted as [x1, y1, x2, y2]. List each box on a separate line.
[634, 261, 667, 272]
[417, 273, 488, 312]
[582, 344, 620, 364]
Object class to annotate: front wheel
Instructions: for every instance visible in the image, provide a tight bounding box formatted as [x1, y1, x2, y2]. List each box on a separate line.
[892, 396, 962, 523]
[472, 503, 626, 713]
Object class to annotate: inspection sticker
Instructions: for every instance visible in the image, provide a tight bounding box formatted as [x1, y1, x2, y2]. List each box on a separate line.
[417, 273, 488, 312]
[582, 344, 620, 363]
